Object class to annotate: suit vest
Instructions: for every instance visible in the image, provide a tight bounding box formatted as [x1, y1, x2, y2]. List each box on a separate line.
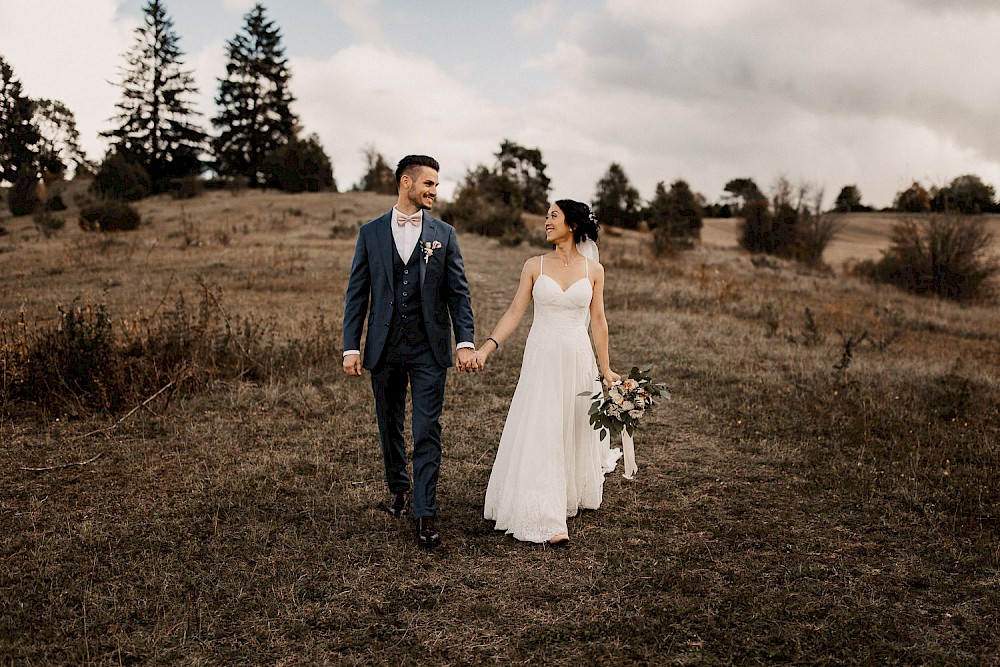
[383, 242, 430, 362]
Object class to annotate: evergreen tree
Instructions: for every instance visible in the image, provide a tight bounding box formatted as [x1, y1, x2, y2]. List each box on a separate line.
[592, 162, 642, 229]
[213, 3, 297, 187]
[102, 0, 206, 191]
[833, 184, 864, 212]
[0, 55, 40, 185]
[495, 139, 551, 214]
[649, 180, 704, 254]
[262, 133, 335, 193]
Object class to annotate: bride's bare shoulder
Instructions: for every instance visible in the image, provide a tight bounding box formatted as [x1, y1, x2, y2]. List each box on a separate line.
[522, 255, 544, 273]
[587, 257, 606, 275]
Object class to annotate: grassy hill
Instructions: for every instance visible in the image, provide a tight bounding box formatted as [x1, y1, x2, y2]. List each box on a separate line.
[1, 188, 998, 664]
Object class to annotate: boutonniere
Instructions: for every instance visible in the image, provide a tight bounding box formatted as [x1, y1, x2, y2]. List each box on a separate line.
[421, 240, 442, 264]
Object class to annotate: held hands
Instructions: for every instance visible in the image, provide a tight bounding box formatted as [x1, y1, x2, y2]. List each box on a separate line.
[456, 347, 482, 373]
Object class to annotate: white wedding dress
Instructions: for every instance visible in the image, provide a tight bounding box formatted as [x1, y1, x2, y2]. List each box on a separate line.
[483, 256, 621, 543]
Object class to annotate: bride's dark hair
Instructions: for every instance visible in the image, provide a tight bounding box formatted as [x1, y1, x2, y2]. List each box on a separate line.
[555, 199, 600, 244]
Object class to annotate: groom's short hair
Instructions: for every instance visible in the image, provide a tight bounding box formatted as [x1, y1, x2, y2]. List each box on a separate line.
[396, 155, 440, 187]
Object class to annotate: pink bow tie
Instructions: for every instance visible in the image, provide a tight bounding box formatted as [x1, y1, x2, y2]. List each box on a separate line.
[397, 213, 421, 226]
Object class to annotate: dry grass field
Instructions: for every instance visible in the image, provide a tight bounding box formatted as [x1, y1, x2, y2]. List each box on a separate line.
[1, 185, 999, 664]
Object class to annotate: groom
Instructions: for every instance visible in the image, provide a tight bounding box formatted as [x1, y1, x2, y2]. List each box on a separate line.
[342, 154, 478, 547]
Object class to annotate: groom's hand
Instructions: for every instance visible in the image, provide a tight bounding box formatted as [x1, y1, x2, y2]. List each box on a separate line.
[343, 353, 362, 377]
[456, 347, 480, 372]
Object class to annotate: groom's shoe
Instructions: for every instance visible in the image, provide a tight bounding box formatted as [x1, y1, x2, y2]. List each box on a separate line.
[417, 517, 440, 547]
[388, 491, 410, 517]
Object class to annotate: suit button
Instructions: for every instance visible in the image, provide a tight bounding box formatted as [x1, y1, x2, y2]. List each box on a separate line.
[404, 269, 409, 275]
[402, 292, 408, 297]
[403, 280, 408, 285]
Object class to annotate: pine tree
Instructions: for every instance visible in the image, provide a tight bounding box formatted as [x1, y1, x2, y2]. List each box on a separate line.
[495, 139, 551, 214]
[213, 3, 296, 187]
[102, 0, 206, 191]
[0, 55, 40, 185]
[592, 162, 642, 229]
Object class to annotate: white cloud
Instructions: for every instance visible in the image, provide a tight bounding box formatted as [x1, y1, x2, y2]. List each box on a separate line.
[0, 0, 137, 163]
[221, 0, 257, 11]
[325, 0, 383, 43]
[531, 0, 1000, 205]
[512, 0, 561, 38]
[291, 44, 512, 196]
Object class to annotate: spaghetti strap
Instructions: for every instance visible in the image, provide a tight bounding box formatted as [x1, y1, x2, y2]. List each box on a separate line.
[539, 255, 544, 276]
[585, 257, 590, 279]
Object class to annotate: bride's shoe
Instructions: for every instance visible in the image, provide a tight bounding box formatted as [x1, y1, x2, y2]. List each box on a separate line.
[547, 533, 569, 546]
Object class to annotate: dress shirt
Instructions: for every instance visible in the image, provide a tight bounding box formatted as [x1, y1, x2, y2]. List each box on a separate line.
[392, 207, 422, 263]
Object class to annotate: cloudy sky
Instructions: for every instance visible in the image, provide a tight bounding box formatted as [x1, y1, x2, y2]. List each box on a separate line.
[3, 0, 1000, 207]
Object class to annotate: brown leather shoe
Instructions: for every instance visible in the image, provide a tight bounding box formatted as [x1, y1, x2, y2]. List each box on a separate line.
[388, 491, 409, 517]
[417, 517, 440, 547]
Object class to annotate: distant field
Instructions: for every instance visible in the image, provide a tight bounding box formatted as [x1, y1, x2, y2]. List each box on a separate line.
[703, 212, 1000, 267]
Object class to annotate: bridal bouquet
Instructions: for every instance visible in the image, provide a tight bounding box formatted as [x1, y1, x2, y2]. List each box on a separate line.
[581, 365, 670, 479]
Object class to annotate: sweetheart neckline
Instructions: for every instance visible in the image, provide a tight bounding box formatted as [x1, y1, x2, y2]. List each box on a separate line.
[537, 274, 589, 294]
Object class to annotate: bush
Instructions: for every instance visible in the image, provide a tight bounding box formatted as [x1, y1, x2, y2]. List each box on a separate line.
[862, 215, 999, 302]
[263, 134, 336, 193]
[440, 191, 525, 242]
[0, 290, 343, 416]
[45, 194, 67, 211]
[33, 209, 65, 237]
[738, 198, 773, 254]
[79, 200, 141, 232]
[168, 175, 203, 200]
[92, 154, 151, 201]
[8, 173, 40, 216]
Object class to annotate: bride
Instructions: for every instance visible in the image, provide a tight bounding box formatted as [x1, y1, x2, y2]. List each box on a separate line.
[475, 199, 621, 544]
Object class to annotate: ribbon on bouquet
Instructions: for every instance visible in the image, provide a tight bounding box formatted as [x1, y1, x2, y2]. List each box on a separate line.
[621, 429, 638, 480]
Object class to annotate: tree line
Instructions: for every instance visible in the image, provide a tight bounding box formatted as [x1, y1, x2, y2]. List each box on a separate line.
[2, 1, 997, 299]
[1, 0, 337, 215]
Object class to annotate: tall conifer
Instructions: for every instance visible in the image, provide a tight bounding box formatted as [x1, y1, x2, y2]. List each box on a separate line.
[0, 55, 40, 185]
[213, 3, 297, 187]
[102, 0, 206, 190]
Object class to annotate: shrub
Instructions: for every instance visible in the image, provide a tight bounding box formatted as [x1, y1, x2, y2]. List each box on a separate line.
[79, 200, 141, 232]
[1, 290, 344, 416]
[45, 194, 67, 211]
[738, 198, 773, 254]
[92, 154, 151, 201]
[8, 173, 40, 216]
[894, 182, 931, 213]
[864, 215, 999, 302]
[262, 134, 336, 193]
[440, 187, 525, 242]
[168, 175, 203, 200]
[33, 208, 65, 237]
[649, 180, 703, 256]
[441, 165, 526, 242]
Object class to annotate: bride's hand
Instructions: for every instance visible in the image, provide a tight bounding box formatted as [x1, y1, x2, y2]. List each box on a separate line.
[601, 369, 621, 388]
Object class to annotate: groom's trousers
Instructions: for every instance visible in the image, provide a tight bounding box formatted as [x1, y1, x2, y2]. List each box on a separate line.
[370, 347, 448, 519]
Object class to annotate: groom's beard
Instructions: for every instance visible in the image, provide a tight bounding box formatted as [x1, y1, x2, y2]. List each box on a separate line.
[407, 185, 434, 211]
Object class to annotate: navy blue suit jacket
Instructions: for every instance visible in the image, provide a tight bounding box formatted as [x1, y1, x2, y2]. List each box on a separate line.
[342, 211, 475, 369]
